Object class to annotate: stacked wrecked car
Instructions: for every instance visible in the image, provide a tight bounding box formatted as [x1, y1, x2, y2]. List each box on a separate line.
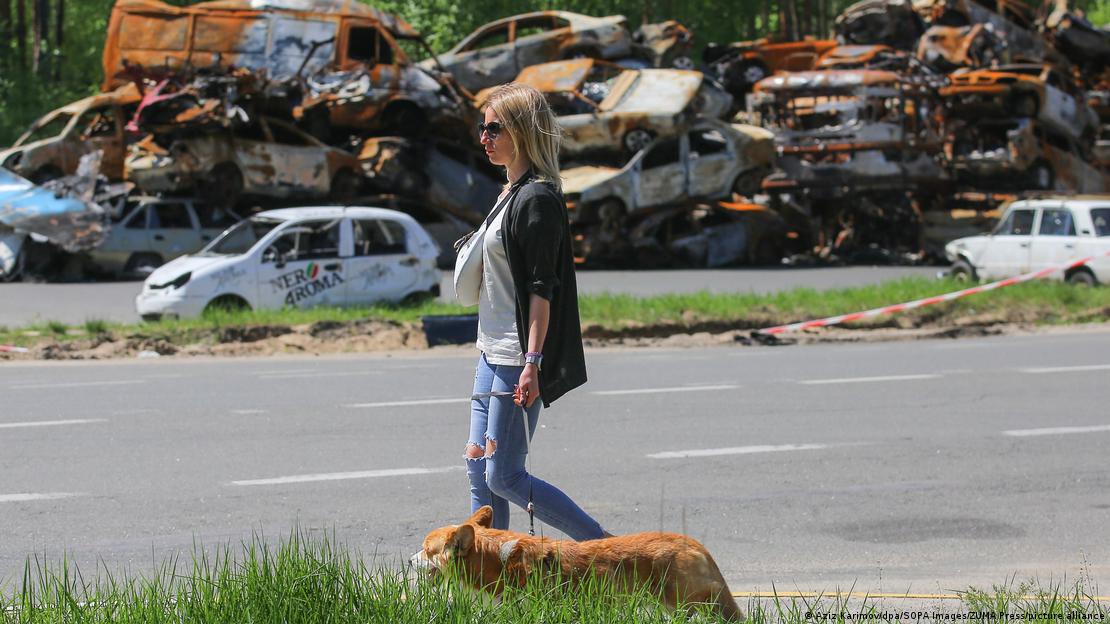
[3, 0, 1109, 281]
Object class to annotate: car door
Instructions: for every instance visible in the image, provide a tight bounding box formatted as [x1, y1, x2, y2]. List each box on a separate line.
[256, 218, 348, 310]
[148, 200, 204, 261]
[451, 23, 515, 91]
[92, 202, 150, 272]
[262, 119, 329, 195]
[686, 126, 733, 198]
[346, 218, 421, 303]
[633, 136, 687, 209]
[977, 207, 1036, 280]
[1029, 206, 1078, 271]
[513, 15, 571, 69]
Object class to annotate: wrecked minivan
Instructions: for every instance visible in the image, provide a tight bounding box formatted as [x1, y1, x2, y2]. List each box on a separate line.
[0, 85, 140, 183]
[751, 70, 947, 196]
[101, 0, 465, 137]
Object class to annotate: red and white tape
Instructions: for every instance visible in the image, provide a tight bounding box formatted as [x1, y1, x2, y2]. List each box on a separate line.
[754, 250, 1110, 337]
[0, 345, 30, 353]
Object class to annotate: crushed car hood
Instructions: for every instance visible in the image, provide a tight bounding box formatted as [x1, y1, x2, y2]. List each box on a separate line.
[0, 168, 108, 252]
[146, 253, 238, 284]
[599, 69, 703, 115]
[561, 166, 623, 194]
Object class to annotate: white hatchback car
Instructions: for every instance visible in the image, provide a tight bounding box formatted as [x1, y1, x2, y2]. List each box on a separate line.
[136, 207, 440, 320]
[945, 196, 1110, 285]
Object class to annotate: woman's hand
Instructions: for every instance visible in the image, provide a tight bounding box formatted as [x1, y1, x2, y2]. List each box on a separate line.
[516, 363, 541, 408]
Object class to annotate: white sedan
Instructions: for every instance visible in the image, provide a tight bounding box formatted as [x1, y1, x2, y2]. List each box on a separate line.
[945, 197, 1110, 285]
[136, 207, 440, 320]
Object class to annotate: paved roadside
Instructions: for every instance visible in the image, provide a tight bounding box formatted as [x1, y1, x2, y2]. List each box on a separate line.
[0, 266, 938, 327]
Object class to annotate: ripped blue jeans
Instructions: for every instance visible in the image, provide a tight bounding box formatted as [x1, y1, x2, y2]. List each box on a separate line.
[466, 353, 605, 541]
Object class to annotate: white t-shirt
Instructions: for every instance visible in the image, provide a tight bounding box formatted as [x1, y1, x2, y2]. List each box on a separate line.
[476, 191, 525, 366]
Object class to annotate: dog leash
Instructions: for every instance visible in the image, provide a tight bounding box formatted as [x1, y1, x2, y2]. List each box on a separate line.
[471, 390, 537, 536]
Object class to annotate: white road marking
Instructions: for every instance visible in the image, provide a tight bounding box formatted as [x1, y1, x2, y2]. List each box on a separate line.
[0, 418, 107, 430]
[1004, 424, 1110, 437]
[1021, 364, 1110, 374]
[799, 374, 940, 385]
[0, 492, 82, 503]
[230, 409, 267, 415]
[252, 368, 316, 375]
[9, 380, 146, 390]
[593, 384, 738, 396]
[345, 398, 470, 408]
[231, 466, 462, 486]
[648, 443, 834, 459]
[259, 371, 383, 380]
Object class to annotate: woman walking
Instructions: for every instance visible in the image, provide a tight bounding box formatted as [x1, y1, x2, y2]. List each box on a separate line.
[463, 83, 611, 541]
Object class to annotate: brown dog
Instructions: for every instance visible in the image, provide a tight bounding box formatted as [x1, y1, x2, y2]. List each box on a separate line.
[411, 506, 743, 621]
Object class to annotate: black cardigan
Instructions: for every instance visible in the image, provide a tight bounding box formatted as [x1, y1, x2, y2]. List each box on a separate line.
[498, 177, 587, 407]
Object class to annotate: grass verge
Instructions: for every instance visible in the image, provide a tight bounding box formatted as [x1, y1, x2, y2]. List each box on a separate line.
[1, 531, 1106, 623]
[1, 278, 1109, 351]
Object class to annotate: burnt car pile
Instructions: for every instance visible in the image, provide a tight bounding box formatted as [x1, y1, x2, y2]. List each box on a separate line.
[3, 0, 1108, 279]
[739, 0, 1110, 262]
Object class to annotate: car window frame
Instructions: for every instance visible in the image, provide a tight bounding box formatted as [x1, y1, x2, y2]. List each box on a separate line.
[993, 207, 1036, 236]
[1036, 207, 1075, 237]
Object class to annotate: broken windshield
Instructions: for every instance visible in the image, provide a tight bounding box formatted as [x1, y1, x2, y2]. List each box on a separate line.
[200, 217, 283, 255]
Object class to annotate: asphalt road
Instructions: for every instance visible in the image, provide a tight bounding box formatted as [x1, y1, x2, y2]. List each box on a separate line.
[2, 329, 1109, 593]
[0, 266, 938, 326]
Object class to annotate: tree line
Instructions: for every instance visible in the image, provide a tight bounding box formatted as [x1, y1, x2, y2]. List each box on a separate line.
[2, 0, 1108, 145]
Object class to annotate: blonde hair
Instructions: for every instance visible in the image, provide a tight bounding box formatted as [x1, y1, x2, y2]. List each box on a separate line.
[484, 83, 563, 192]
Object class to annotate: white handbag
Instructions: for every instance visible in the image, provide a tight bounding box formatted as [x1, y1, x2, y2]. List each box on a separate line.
[452, 179, 529, 306]
[452, 226, 485, 307]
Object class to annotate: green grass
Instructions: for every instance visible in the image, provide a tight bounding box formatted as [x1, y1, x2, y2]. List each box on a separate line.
[1, 278, 1108, 351]
[1, 531, 1106, 623]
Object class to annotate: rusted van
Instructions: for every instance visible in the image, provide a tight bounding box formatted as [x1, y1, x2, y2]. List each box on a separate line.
[101, 0, 465, 135]
[102, 0, 425, 88]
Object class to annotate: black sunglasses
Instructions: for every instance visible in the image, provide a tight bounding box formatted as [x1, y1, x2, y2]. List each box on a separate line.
[477, 121, 504, 139]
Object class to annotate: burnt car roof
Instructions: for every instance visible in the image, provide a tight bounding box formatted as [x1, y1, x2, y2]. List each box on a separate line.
[515, 58, 601, 93]
[113, 0, 420, 37]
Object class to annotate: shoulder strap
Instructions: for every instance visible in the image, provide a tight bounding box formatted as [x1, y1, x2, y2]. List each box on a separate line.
[484, 172, 535, 228]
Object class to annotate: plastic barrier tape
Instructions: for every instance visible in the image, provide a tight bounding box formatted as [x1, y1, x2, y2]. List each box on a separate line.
[754, 250, 1110, 337]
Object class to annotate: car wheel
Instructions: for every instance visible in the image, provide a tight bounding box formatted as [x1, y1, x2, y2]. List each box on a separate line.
[623, 129, 654, 154]
[1030, 161, 1054, 190]
[732, 168, 765, 198]
[1, 243, 25, 282]
[204, 295, 251, 316]
[330, 169, 362, 202]
[123, 253, 164, 279]
[671, 55, 695, 70]
[401, 290, 436, 305]
[1066, 269, 1097, 287]
[950, 259, 977, 283]
[205, 163, 244, 208]
[1009, 93, 1039, 118]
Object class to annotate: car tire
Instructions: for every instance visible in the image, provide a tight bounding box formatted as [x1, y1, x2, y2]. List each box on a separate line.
[330, 169, 362, 202]
[205, 163, 244, 208]
[950, 259, 977, 283]
[401, 290, 436, 305]
[1009, 93, 1039, 118]
[204, 295, 251, 316]
[671, 55, 695, 70]
[622, 129, 654, 155]
[1066, 269, 1097, 287]
[1, 243, 25, 282]
[123, 253, 164, 280]
[732, 168, 765, 198]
